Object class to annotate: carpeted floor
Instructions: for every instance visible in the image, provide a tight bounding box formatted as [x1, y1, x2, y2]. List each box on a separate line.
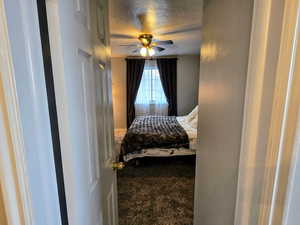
[117, 156, 195, 225]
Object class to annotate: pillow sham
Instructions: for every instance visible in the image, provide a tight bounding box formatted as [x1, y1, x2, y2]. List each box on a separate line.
[186, 105, 198, 122]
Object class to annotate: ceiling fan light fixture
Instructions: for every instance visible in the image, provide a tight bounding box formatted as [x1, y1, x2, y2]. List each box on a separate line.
[140, 47, 147, 57]
[135, 33, 169, 56]
[140, 38, 149, 46]
[138, 34, 153, 46]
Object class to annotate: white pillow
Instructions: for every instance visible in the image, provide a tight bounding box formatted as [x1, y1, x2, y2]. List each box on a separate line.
[186, 105, 198, 122]
[189, 116, 198, 129]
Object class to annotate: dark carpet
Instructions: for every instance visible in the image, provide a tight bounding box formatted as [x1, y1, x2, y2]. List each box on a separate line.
[117, 156, 195, 225]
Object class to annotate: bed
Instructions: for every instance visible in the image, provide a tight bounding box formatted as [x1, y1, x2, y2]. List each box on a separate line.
[117, 106, 198, 162]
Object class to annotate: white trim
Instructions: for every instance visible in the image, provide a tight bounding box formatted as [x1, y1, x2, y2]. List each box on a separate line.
[0, 1, 34, 224]
[235, 0, 300, 224]
[234, 0, 274, 224]
[263, 2, 300, 224]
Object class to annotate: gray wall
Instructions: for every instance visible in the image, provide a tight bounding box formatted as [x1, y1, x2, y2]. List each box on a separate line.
[194, 0, 253, 224]
[177, 55, 200, 116]
[111, 55, 200, 129]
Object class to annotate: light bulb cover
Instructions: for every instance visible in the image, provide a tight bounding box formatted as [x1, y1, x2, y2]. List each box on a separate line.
[148, 47, 155, 56]
[140, 47, 147, 56]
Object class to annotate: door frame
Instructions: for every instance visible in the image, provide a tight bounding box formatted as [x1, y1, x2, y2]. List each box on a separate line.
[0, 2, 33, 224]
[0, 0, 63, 225]
[235, 0, 300, 225]
[1, 0, 300, 225]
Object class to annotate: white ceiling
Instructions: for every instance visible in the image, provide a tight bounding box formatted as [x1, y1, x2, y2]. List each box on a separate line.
[109, 0, 203, 57]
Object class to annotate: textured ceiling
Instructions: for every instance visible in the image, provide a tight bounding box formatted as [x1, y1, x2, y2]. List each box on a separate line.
[109, 0, 203, 57]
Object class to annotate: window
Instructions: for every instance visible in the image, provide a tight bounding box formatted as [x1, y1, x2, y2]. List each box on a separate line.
[135, 60, 168, 116]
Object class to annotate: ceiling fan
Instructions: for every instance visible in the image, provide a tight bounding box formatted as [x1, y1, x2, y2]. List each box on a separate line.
[111, 13, 201, 57]
[125, 33, 173, 57]
[110, 13, 179, 57]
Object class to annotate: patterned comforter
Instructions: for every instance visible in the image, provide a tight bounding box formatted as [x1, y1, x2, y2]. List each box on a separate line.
[121, 116, 189, 160]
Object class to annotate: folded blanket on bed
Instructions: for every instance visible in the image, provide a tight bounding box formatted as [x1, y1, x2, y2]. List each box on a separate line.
[121, 116, 189, 160]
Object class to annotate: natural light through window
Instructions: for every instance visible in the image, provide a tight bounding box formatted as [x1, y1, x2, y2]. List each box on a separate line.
[135, 60, 168, 116]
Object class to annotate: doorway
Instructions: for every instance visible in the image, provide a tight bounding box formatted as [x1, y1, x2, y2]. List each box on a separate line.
[39, 0, 252, 225]
[109, 1, 202, 223]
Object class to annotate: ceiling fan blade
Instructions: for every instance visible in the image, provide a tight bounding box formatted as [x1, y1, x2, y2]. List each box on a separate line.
[153, 40, 174, 45]
[157, 25, 202, 36]
[132, 49, 139, 53]
[119, 44, 139, 47]
[154, 46, 165, 52]
[111, 33, 136, 39]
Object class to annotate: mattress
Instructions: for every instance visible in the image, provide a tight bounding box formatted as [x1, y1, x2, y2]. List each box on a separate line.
[114, 116, 198, 161]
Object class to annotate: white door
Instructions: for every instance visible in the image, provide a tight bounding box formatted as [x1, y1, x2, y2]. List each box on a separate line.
[46, 0, 118, 225]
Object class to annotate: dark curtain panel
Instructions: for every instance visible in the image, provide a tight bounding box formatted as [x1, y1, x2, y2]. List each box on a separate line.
[126, 58, 145, 128]
[157, 58, 178, 116]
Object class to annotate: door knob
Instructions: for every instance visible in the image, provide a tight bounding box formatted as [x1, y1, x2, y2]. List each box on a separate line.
[112, 162, 125, 170]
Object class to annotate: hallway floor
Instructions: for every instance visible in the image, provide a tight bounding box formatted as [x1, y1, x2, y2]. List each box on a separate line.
[117, 156, 195, 225]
